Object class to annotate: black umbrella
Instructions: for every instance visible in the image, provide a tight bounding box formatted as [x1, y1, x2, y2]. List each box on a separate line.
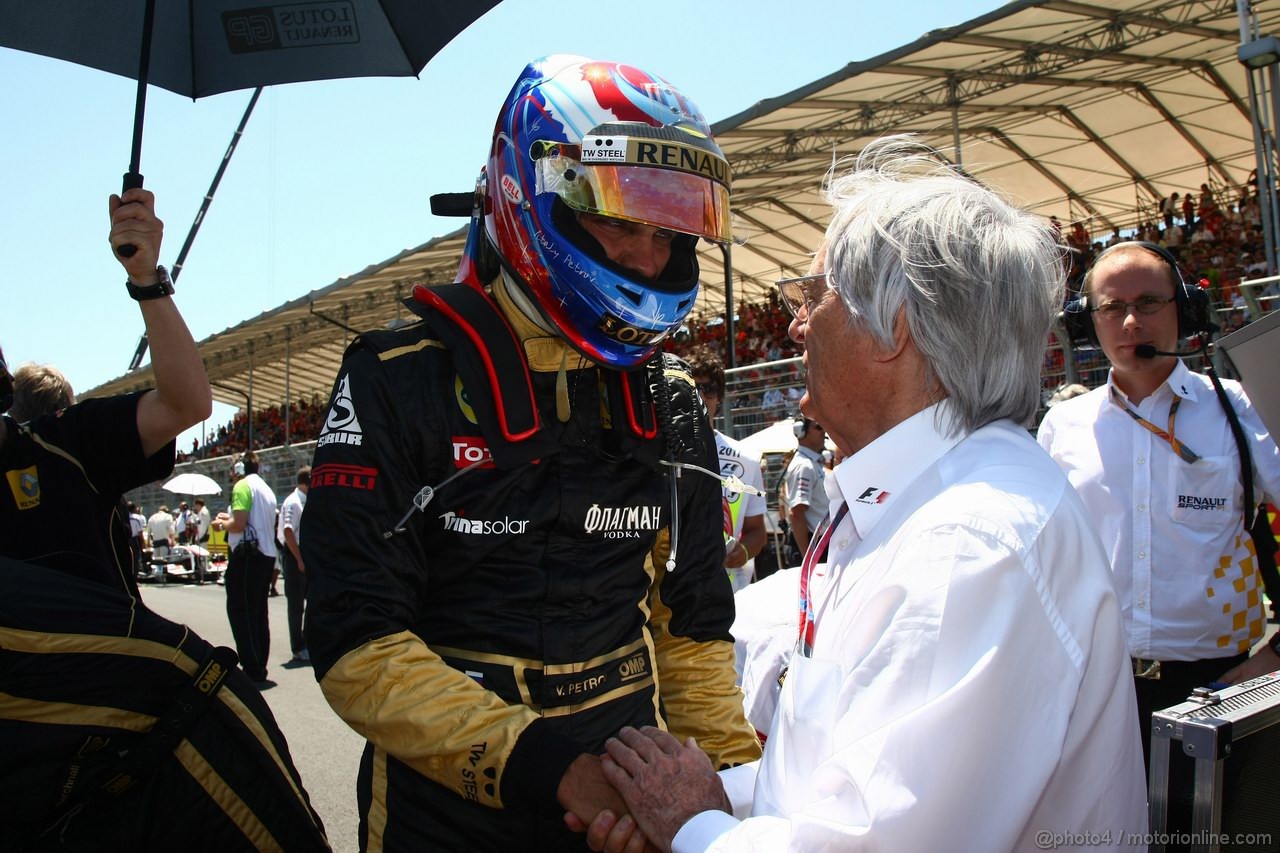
[1, 0, 502, 255]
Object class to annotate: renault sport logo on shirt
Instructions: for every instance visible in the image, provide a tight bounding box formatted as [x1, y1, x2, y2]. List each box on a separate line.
[318, 374, 362, 447]
[584, 504, 662, 539]
[5, 466, 39, 510]
[1177, 494, 1229, 511]
[439, 511, 529, 535]
[855, 487, 890, 505]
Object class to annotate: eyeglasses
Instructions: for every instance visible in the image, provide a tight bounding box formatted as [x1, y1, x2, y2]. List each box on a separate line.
[1091, 295, 1175, 320]
[695, 382, 722, 398]
[776, 273, 831, 318]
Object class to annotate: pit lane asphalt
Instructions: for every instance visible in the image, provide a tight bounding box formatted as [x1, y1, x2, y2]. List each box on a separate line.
[142, 579, 364, 853]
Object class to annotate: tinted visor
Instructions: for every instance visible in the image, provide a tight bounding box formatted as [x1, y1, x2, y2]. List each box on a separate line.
[535, 137, 732, 243]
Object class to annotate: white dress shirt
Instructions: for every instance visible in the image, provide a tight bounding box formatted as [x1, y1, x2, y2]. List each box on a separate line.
[675, 403, 1147, 852]
[1038, 360, 1280, 661]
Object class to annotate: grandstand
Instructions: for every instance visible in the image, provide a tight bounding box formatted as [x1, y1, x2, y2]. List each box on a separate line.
[110, 0, 1280, 513]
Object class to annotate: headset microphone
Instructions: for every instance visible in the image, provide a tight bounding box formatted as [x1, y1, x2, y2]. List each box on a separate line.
[1134, 339, 1205, 360]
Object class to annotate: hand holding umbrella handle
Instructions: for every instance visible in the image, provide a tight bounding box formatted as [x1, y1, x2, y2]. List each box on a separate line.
[116, 171, 145, 258]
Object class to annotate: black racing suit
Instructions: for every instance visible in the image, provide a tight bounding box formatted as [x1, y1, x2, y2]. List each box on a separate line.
[303, 282, 760, 852]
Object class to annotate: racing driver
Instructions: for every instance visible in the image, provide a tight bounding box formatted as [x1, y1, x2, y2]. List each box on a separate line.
[302, 55, 761, 851]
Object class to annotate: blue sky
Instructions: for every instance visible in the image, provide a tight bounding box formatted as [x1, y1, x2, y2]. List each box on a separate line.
[1, 0, 1001, 446]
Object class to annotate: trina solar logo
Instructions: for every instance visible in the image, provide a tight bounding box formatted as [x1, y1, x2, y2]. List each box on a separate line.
[439, 511, 528, 535]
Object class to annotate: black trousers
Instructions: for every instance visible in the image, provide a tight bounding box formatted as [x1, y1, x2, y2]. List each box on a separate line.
[280, 548, 307, 656]
[225, 546, 275, 681]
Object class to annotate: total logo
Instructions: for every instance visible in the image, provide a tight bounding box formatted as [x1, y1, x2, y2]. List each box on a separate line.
[452, 436, 495, 469]
[439, 511, 529, 536]
[584, 504, 662, 539]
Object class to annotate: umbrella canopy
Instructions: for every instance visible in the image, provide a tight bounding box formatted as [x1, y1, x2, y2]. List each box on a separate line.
[0, 0, 502, 228]
[162, 472, 222, 497]
[2, 0, 501, 99]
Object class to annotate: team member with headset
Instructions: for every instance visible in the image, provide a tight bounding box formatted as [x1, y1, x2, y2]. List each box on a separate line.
[783, 416, 830, 555]
[301, 55, 759, 851]
[1039, 241, 1280, 781]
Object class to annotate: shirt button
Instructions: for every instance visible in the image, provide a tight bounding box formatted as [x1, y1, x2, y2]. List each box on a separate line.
[1137, 457, 1146, 465]
[1137, 504, 1146, 512]
[838, 539, 848, 549]
[1138, 551, 1146, 559]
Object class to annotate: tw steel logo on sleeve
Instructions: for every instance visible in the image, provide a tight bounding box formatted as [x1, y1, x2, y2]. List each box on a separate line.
[311, 463, 378, 491]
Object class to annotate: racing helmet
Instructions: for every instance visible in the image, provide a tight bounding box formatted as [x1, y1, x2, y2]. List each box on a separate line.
[482, 55, 733, 369]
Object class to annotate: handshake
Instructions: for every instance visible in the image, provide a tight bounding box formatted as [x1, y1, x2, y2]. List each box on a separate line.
[559, 726, 732, 853]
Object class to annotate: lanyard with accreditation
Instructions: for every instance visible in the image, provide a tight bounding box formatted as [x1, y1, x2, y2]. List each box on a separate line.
[797, 502, 850, 658]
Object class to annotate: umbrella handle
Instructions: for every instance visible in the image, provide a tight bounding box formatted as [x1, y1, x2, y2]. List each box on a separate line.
[116, 171, 145, 258]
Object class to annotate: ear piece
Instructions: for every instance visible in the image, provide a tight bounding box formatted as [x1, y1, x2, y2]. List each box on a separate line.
[793, 418, 807, 439]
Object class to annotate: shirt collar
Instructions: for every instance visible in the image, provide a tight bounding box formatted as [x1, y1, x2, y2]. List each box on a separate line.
[1105, 357, 1199, 406]
[831, 400, 965, 541]
[795, 444, 823, 462]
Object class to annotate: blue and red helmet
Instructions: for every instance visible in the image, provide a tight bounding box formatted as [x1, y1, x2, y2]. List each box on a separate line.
[479, 55, 733, 369]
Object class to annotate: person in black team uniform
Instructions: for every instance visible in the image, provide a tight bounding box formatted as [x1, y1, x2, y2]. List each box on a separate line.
[0, 188, 210, 598]
[302, 55, 761, 852]
[0, 192, 329, 851]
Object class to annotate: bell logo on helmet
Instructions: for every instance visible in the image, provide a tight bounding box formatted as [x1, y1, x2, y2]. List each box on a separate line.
[500, 173, 522, 204]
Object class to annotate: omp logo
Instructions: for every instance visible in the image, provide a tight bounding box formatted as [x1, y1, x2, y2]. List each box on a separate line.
[452, 437, 495, 469]
[618, 653, 648, 682]
[855, 487, 890, 505]
[1178, 495, 1229, 511]
[311, 463, 378, 491]
[197, 662, 225, 694]
[318, 374, 362, 447]
[584, 504, 662, 539]
[223, 2, 360, 54]
[439, 512, 529, 536]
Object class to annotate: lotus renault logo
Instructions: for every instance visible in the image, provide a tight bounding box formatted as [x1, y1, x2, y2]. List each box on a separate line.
[223, 2, 360, 54]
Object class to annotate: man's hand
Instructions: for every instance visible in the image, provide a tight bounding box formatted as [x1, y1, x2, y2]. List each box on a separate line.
[724, 540, 748, 570]
[558, 753, 633, 834]
[108, 189, 163, 281]
[592, 726, 730, 852]
[1220, 643, 1280, 685]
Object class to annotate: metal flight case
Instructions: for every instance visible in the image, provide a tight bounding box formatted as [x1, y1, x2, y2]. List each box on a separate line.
[1149, 670, 1280, 852]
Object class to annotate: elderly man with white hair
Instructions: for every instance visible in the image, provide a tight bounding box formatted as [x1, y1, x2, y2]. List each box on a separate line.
[575, 136, 1147, 852]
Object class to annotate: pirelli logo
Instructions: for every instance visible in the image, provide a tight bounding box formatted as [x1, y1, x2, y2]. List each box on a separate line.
[311, 463, 378, 491]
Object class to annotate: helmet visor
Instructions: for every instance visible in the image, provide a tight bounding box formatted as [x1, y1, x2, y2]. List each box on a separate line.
[535, 137, 732, 243]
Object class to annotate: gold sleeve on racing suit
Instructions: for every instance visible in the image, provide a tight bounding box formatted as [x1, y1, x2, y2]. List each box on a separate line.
[319, 630, 538, 809]
[647, 535, 763, 768]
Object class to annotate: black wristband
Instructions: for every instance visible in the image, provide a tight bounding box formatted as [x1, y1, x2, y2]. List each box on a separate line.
[126, 266, 174, 301]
